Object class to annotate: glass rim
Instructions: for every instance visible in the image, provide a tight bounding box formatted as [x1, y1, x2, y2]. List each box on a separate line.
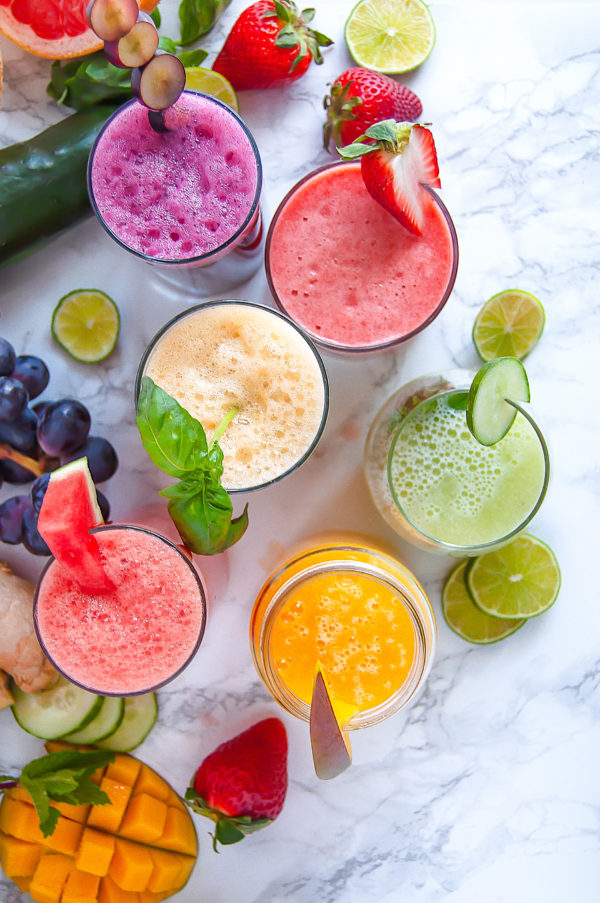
[250, 543, 436, 729]
[386, 385, 551, 554]
[87, 90, 263, 267]
[264, 160, 459, 354]
[33, 523, 207, 697]
[135, 299, 330, 494]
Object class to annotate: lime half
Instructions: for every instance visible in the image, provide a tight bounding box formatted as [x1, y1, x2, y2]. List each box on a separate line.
[473, 289, 545, 361]
[52, 289, 120, 363]
[345, 0, 435, 74]
[185, 67, 238, 111]
[443, 560, 526, 644]
[467, 534, 561, 619]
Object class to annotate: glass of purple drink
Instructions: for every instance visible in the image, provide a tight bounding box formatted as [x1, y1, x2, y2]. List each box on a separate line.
[87, 90, 263, 296]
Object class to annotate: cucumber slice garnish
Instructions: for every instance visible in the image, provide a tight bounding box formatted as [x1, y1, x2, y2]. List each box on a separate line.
[466, 357, 530, 446]
[95, 692, 158, 752]
[62, 695, 125, 744]
[10, 675, 102, 740]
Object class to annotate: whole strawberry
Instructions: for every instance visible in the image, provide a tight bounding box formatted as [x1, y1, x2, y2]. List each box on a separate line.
[213, 0, 332, 91]
[338, 120, 441, 235]
[185, 717, 288, 851]
[323, 68, 422, 151]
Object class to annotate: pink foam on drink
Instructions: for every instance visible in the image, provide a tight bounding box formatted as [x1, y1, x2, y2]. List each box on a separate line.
[267, 163, 457, 349]
[90, 93, 259, 261]
[35, 527, 205, 695]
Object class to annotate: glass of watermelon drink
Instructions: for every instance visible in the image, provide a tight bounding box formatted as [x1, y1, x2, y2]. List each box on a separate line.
[34, 461, 207, 696]
[87, 91, 263, 296]
[265, 161, 459, 353]
[364, 370, 550, 556]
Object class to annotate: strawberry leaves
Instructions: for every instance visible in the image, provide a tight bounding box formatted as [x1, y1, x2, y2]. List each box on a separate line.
[136, 377, 248, 556]
[1, 750, 115, 837]
[185, 787, 271, 852]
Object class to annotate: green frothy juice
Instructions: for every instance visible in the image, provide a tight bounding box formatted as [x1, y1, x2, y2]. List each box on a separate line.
[388, 392, 547, 547]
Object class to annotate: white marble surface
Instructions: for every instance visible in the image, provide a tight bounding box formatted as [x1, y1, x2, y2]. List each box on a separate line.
[1, 1, 599, 901]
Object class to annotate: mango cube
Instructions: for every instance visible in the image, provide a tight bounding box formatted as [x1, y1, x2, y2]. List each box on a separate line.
[111, 838, 154, 892]
[0, 831, 43, 877]
[119, 794, 167, 844]
[29, 853, 71, 903]
[87, 778, 132, 832]
[75, 827, 115, 876]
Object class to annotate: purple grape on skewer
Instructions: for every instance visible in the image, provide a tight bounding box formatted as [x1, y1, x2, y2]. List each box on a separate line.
[0, 339, 16, 377]
[131, 51, 186, 111]
[0, 377, 28, 423]
[104, 10, 159, 68]
[11, 355, 49, 400]
[86, 0, 139, 42]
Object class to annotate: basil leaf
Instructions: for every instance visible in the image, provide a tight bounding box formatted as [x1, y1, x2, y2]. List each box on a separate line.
[177, 47, 209, 67]
[179, 0, 233, 46]
[166, 478, 234, 555]
[47, 54, 131, 111]
[136, 377, 209, 478]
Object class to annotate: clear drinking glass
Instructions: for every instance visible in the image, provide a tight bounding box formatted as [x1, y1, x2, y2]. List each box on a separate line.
[87, 91, 263, 296]
[34, 524, 207, 696]
[136, 300, 329, 493]
[265, 161, 459, 353]
[364, 370, 550, 556]
[250, 537, 436, 730]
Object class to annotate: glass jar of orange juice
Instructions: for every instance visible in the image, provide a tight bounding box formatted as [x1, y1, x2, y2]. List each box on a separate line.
[250, 537, 436, 730]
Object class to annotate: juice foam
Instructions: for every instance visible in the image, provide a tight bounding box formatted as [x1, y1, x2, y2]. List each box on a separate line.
[269, 570, 416, 712]
[389, 393, 546, 546]
[36, 528, 205, 695]
[144, 304, 326, 489]
[90, 93, 258, 260]
[267, 163, 455, 348]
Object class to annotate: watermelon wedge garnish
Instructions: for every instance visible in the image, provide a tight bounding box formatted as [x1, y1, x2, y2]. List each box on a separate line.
[38, 458, 114, 594]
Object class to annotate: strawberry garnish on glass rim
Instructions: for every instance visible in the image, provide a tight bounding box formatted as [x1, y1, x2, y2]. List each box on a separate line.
[337, 119, 441, 236]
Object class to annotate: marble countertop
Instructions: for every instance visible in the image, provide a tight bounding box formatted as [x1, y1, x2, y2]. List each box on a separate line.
[0, 1, 598, 901]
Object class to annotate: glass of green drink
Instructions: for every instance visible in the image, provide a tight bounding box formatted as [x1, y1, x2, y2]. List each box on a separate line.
[364, 370, 550, 556]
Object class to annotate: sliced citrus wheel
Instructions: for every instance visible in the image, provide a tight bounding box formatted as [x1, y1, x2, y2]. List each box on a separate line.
[345, 0, 435, 74]
[442, 560, 526, 644]
[466, 534, 561, 619]
[0, 0, 158, 60]
[51, 289, 120, 363]
[185, 67, 239, 112]
[473, 289, 545, 361]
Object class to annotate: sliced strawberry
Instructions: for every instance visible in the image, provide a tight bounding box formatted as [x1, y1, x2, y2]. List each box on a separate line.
[338, 120, 440, 235]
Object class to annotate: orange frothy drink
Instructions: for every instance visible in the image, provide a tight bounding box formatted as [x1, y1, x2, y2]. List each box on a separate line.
[250, 538, 436, 729]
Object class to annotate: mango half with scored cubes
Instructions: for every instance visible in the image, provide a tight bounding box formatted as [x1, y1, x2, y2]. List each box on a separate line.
[0, 743, 197, 903]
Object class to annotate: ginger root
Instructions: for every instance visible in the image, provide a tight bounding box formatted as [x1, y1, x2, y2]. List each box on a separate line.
[0, 560, 55, 694]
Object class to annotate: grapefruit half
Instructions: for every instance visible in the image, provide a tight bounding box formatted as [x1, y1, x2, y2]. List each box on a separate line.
[0, 0, 159, 60]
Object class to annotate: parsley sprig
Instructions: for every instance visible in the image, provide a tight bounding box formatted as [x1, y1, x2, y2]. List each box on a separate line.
[0, 749, 115, 837]
[136, 378, 248, 556]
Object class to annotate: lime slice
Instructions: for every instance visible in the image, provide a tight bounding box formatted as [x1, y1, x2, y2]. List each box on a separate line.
[443, 560, 526, 644]
[466, 357, 530, 446]
[473, 290, 545, 361]
[52, 289, 120, 363]
[345, 0, 435, 74]
[466, 534, 561, 619]
[185, 67, 238, 111]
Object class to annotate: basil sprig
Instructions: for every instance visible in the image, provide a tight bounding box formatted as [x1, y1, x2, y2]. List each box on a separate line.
[136, 378, 248, 556]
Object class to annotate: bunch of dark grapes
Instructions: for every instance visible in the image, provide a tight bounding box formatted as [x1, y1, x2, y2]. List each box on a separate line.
[0, 337, 117, 556]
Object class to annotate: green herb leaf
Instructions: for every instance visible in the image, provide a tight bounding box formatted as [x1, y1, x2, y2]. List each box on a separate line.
[137, 379, 249, 555]
[158, 35, 178, 54]
[151, 6, 162, 27]
[136, 377, 209, 479]
[178, 47, 209, 67]
[178, 0, 232, 46]
[14, 750, 115, 838]
[337, 142, 376, 159]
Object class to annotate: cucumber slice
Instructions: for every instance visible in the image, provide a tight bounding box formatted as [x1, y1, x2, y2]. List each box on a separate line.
[10, 675, 102, 740]
[95, 693, 158, 752]
[466, 357, 530, 446]
[63, 695, 125, 744]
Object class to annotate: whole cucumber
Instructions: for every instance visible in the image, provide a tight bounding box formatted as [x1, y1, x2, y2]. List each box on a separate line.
[0, 104, 119, 269]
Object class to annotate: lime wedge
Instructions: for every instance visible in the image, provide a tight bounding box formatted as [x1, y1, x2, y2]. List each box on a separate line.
[345, 0, 435, 74]
[52, 289, 120, 363]
[473, 289, 545, 361]
[442, 560, 526, 644]
[185, 67, 238, 111]
[466, 357, 530, 446]
[466, 534, 561, 619]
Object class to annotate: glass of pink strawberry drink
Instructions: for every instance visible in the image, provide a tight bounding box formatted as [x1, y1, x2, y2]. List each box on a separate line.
[265, 128, 458, 353]
[33, 460, 207, 696]
[87, 90, 263, 295]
